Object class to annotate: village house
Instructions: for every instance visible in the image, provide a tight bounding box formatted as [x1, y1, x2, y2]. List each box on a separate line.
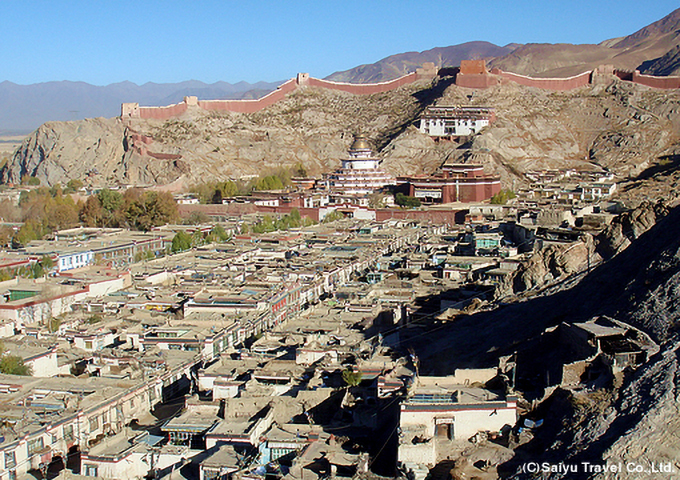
[80, 431, 187, 480]
[398, 373, 517, 467]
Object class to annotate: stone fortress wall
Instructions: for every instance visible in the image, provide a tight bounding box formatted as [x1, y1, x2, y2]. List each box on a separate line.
[492, 69, 593, 90]
[121, 60, 680, 122]
[121, 64, 436, 121]
[458, 59, 680, 91]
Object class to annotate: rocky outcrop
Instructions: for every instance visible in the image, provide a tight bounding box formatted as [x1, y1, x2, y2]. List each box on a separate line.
[511, 239, 592, 294]
[596, 200, 670, 259]
[500, 204, 680, 478]
[504, 201, 670, 297]
[2, 118, 125, 185]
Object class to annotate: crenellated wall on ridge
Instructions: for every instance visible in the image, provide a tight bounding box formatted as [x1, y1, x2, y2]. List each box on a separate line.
[455, 64, 680, 91]
[121, 64, 680, 123]
[631, 71, 680, 89]
[138, 102, 189, 120]
[305, 73, 419, 95]
[198, 78, 299, 114]
[121, 71, 427, 121]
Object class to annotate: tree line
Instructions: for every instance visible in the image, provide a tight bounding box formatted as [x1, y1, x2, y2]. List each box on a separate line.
[189, 165, 308, 204]
[0, 186, 179, 248]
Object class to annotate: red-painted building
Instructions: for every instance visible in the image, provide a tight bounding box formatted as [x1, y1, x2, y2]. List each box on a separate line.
[399, 164, 501, 204]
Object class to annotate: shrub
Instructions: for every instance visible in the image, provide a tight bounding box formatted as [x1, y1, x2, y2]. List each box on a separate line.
[395, 192, 421, 208]
[342, 368, 362, 387]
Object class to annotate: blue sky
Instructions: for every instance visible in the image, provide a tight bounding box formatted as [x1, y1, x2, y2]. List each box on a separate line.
[1, 0, 678, 86]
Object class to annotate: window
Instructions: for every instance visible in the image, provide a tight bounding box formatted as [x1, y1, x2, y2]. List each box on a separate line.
[84, 465, 98, 477]
[89, 416, 99, 432]
[5, 451, 15, 469]
[27, 437, 44, 455]
[51, 434, 58, 444]
[85, 341, 93, 350]
[63, 425, 74, 440]
[8, 470, 16, 480]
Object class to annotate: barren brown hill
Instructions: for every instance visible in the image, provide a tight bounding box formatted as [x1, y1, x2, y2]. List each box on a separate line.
[489, 7, 680, 77]
[641, 43, 680, 76]
[325, 41, 518, 83]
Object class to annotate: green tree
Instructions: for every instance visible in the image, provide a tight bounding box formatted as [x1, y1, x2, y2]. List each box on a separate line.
[342, 368, 362, 387]
[323, 210, 346, 223]
[21, 176, 41, 186]
[48, 317, 62, 333]
[79, 189, 125, 227]
[209, 224, 230, 242]
[98, 188, 123, 213]
[40, 255, 54, 270]
[28, 261, 45, 279]
[134, 249, 156, 262]
[289, 208, 301, 224]
[191, 230, 204, 247]
[254, 175, 284, 191]
[12, 220, 41, 248]
[395, 193, 421, 208]
[171, 231, 193, 253]
[0, 355, 32, 376]
[124, 190, 178, 231]
[490, 189, 517, 205]
[293, 163, 308, 177]
[65, 179, 84, 193]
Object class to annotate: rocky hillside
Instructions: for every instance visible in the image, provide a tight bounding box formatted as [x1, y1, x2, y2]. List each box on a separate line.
[500, 203, 680, 479]
[0, 80, 441, 187]
[396, 199, 680, 478]
[641, 43, 680, 76]
[393, 78, 680, 203]
[4, 75, 680, 198]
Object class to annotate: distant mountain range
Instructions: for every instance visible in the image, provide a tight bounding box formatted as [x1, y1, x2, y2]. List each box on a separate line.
[1, 7, 679, 135]
[0, 79, 284, 135]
